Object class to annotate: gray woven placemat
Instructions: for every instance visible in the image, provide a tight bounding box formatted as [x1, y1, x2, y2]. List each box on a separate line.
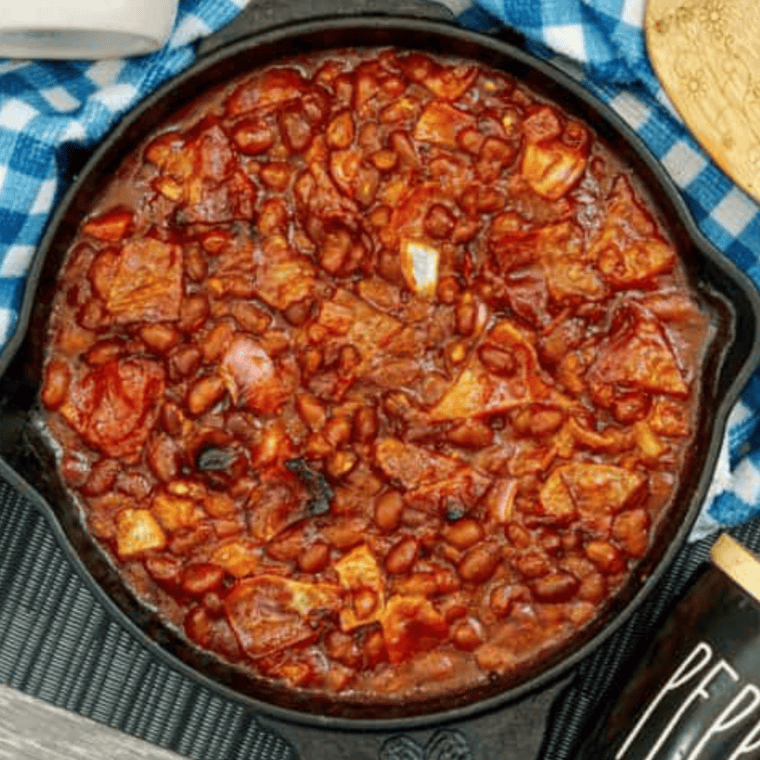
[0, 473, 753, 759]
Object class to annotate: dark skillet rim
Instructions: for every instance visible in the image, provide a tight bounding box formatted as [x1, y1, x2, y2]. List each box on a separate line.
[1, 15, 760, 732]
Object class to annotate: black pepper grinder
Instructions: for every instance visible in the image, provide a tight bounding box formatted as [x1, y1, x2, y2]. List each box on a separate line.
[576, 533, 760, 760]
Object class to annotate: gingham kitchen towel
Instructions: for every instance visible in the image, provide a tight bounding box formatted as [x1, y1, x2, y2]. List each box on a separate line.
[0, 0, 759, 536]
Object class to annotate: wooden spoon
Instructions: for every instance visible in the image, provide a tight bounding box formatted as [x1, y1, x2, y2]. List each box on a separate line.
[645, 0, 760, 203]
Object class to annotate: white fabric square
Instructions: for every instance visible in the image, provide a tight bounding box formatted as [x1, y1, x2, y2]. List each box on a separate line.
[0, 308, 14, 347]
[444, 0, 475, 15]
[729, 399, 756, 430]
[30, 178, 57, 215]
[40, 87, 80, 113]
[94, 84, 139, 113]
[0, 245, 35, 277]
[0, 98, 37, 131]
[621, 0, 647, 26]
[86, 60, 125, 89]
[543, 24, 587, 62]
[733, 458, 760, 505]
[661, 141, 707, 188]
[711, 187, 758, 238]
[609, 91, 650, 131]
[61, 120, 86, 143]
[171, 14, 213, 48]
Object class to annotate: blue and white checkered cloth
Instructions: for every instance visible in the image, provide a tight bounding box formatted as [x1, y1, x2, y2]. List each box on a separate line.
[0, 0, 758, 537]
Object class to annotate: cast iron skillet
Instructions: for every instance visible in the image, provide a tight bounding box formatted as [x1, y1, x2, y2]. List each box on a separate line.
[1, 1, 760, 756]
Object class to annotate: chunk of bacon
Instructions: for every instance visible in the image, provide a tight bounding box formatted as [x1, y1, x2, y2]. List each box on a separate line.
[92, 237, 183, 324]
[414, 102, 476, 149]
[225, 575, 342, 657]
[59, 358, 164, 458]
[374, 438, 465, 490]
[590, 176, 676, 289]
[380, 595, 449, 664]
[225, 67, 312, 117]
[315, 289, 403, 374]
[252, 234, 317, 310]
[540, 463, 647, 521]
[588, 306, 688, 399]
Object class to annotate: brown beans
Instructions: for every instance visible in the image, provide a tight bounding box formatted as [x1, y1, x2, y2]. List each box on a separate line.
[40, 358, 70, 410]
[326, 111, 355, 149]
[447, 419, 494, 448]
[187, 375, 226, 416]
[374, 490, 404, 532]
[178, 293, 209, 333]
[353, 588, 378, 621]
[324, 416, 352, 448]
[452, 620, 482, 651]
[585, 540, 626, 575]
[296, 393, 327, 430]
[455, 293, 477, 336]
[181, 563, 224, 596]
[458, 543, 500, 583]
[442, 518, 484, 549]
[489, 584, 513, 617]
[231, 117, 275, 154]
[140, 323, 179, 353]
[478, 344, 517, 376]
[228, 302, 272, 333]
[385, 537, 418, 575]
[326, 450, 358, 479]
[424, 204, 455, 239]
[531, 572, 580, 603]
[353, 405, 378, 443]
[515, 552, 552, 579]
[298, 541, 330, 573]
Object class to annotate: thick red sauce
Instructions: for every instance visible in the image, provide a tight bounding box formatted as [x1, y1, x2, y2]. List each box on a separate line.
[40, 48, 714, 704]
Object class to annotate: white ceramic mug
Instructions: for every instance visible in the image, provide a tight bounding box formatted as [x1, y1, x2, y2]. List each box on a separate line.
[0, 0, 178, 59]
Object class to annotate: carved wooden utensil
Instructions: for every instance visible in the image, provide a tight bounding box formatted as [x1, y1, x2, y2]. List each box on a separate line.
[644, 0, 760, 203]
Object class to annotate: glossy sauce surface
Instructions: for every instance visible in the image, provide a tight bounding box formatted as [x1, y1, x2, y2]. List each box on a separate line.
[40, 48, 714, 704]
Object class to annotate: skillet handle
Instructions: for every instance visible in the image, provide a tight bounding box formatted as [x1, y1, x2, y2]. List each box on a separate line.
[255, 675, 573, 760]
[196, 0, 457, 59]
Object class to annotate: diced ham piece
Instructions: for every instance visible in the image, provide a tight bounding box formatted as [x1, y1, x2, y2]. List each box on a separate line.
[115, 508, 167, 559]
[221, 335, 290, 414]
[334, 545, 385, 631]
[521, 123, 588, 199]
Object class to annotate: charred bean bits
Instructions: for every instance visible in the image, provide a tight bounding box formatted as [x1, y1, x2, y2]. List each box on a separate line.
[40, 48, 713, 705]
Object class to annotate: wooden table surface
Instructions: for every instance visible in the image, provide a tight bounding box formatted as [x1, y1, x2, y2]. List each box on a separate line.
[0, 685, 186, 760]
